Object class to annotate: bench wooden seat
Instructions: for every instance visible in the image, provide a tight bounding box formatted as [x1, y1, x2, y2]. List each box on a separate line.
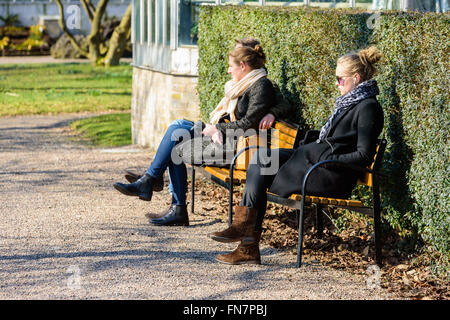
[286, 193, 364, 207]
[204, 166, 247, 184]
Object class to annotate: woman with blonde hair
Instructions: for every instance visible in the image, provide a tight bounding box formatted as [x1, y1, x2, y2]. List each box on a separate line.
[209, 47, 385, 265]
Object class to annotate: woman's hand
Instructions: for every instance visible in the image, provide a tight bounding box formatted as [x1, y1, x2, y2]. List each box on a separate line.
[259, 113, 275, 130]
[202, 123, 218, 137]
[211, 131, 223, 145]
[202, 123, 223, 144]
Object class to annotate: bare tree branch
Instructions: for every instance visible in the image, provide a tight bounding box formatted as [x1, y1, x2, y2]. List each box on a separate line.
[87, 0, 110, 63]
[80, 0, 94, 23]
[85, 0, 97, 15]
[104, 4, 132, 66]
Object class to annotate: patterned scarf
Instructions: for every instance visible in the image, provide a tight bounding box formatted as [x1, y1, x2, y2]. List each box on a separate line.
[318, 79, 380, 142]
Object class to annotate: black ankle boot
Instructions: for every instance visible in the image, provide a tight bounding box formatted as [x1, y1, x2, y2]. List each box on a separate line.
[113, 173, 155, 201]
[150, 205, 189, 226]
[124, 167, 164, 192]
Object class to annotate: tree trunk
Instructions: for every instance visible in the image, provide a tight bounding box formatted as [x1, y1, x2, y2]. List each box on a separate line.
[104, 4, 132, 67]
[87, 0, 109, 65]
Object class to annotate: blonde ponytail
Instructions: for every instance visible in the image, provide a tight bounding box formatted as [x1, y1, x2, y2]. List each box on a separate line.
[338, 46, 382, 81]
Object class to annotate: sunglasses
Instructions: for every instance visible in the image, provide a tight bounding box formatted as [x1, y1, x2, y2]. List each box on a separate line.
[336, 76, 349, 86]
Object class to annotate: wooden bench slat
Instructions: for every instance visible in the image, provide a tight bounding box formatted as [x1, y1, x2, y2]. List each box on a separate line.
[204, 167, 231, 182]
[204, 166, 247, 184]
[234, 170, 247, 183]
[270, 139, 295, 149]
[270, 131, 296, 146]
[344, 199, 363, 207]
[287, 193, 364, 207]
[273, 122, 298, 138]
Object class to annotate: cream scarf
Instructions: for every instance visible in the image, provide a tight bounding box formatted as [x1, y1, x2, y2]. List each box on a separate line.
[209, 68, 267, 125]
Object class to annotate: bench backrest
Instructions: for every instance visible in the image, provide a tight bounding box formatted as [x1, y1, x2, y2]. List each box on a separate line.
[234, 120, 301, 170]
[270, 120, 302, 150]
[357, 138, 387, 187]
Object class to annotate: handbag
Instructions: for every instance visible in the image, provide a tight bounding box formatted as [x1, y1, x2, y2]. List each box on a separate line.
[175, 121, 236, 167]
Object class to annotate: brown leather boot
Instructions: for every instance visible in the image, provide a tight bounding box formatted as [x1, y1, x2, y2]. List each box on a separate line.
[209, 206, 259, 244]
[215, 242, 261, 265]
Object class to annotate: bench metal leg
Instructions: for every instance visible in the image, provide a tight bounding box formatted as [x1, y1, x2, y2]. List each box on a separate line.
[373, 179, 382, 266]
[191, 166, 195, 214]
[228, 180, 233, 227]
[297, 204, 306, 268]
[315, 204, 323, 239]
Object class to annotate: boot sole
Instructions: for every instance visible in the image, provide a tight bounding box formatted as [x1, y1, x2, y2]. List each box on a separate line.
[113, 184, 151, 201]
[208, 234, 258, 244]
[138, 195, 151, 201]
[145, 213, 168, 219]
[151, 221, 189, 226]
[208, 234, 242, 243]
[215, 257, 261, 265]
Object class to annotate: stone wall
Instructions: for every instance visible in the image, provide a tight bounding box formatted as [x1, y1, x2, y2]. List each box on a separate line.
[131, 66, 200, 150]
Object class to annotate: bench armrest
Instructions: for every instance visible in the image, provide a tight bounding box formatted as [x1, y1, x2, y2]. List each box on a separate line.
[230, 145, 261, 171]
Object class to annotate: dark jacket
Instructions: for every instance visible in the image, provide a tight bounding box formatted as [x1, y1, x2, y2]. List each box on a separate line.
[215, 77, 276, 134]
[178, 77, 275, 167]
[268, 97, 384, 199]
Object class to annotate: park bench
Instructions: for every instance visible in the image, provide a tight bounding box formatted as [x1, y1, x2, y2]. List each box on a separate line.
[188, 120, 302, 221]
[189, 121, 387, 268]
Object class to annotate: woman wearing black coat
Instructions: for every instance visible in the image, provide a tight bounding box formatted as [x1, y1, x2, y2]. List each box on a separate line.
[209, 46, 385, 265]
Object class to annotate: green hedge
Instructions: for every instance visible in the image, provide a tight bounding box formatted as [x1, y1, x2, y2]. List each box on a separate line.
[197, 6, 449, 275]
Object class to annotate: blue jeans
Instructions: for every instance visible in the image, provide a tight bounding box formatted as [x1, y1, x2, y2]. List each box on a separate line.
[146, 119, 195, 206]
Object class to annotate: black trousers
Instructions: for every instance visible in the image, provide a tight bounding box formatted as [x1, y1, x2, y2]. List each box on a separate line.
[240, 148, 294, 231]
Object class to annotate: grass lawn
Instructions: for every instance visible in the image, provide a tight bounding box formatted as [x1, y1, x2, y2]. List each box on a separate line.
[70, 113, 131, 147]
[0, 62, 132, 116]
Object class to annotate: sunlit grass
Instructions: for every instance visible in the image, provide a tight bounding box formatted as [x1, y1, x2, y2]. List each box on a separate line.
[0, 62, 132, 116]
[70, 113, 132, 147]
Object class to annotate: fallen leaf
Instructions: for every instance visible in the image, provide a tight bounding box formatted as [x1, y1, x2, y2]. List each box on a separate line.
[362, 246, 369, 256]
[395, 264, 409, 271]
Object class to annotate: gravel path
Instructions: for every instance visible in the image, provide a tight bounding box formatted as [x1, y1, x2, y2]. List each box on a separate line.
[0, 115, 397, 300]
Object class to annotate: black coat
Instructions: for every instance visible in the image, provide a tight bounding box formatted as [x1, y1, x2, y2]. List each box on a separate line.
[268, 97, 384, 199]
[215, 77, 276, 134]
